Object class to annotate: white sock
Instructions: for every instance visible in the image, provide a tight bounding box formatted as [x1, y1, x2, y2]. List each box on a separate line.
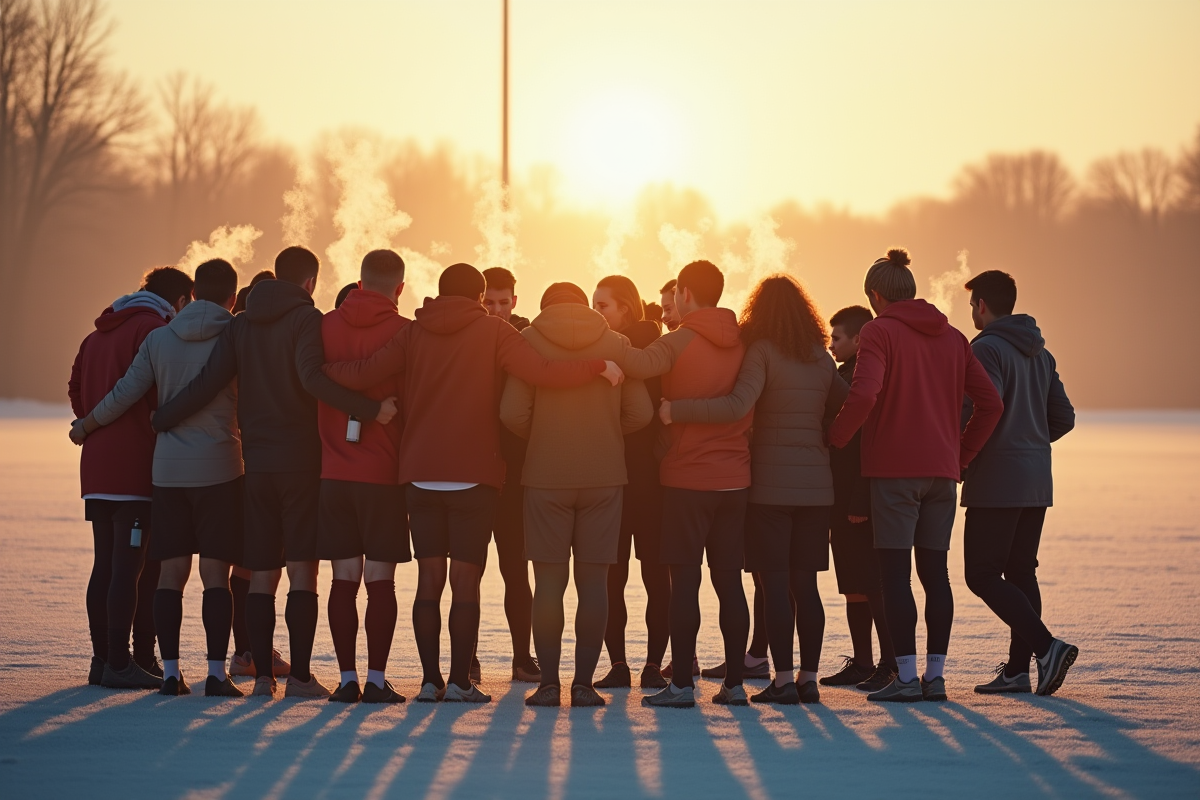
[797, 670, 818, 686]
[366, 669, 386, 689]
[924, 654, 946, 681]
[163, 659, 181, 681]
[895, 655, 918, 683]
[774, 672, 793, 688]
[340, 670, 358, 688]
[208, 660, 227, 681]
[744, 653, 768, 668]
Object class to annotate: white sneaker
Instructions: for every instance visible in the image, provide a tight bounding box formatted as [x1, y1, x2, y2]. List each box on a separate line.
[415, 682, 445, 703]
[442, 682, 492, 703]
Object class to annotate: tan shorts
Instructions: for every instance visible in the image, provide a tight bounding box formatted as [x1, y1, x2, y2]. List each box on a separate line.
[523, 486, 624, 564]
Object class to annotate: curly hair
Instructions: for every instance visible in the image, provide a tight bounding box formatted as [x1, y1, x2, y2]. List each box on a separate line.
[738, 274, 828, 362]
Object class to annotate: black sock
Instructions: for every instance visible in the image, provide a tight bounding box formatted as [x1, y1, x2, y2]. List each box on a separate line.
[413, 599, 443, 688]
[866, 588, 896, 669]
[153, 589, 183, 662]
[202, 587, 234, 662]
[712, 569, 750, 688]
[572, 563, 608, 686]
[791, 571, 825, 675]
[915, 548, 953, 656]
[668, 565, 703, 689]
[642, 562, 671, 667]
[448, 602, 481, 690]
[229, 575, 251, 655]
[245, 592, 276, 681]
[846, 600, 873, 667]
[532, 563, 569, 688]
[760, 572, 794, 676]
[747, 572, 768, 659]
[285, 590, 318, 683]
[603, 560, 629, 665]
[133, 558, 160, 668]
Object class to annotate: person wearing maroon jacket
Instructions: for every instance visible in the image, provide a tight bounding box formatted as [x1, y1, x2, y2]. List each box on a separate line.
[828, 248, 1003, 703]
[68, 266, 194, 690]
[324, 263, 624, 703]
[319, 251, 411, 705]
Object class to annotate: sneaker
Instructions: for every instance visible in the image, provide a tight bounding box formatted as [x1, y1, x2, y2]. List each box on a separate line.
[285, 674, 331, 699]
[251, 676, 277, 697]
[1035, 639, 1079, 697]
[362, 680, 406, 704]
[975, 663, 1032, 695]
[159, 674, 191, 696]
[921, 676, 947, 702]
[443, 682, 492, 703]
[700, 662, 725, 679]
[205, 675, 244, 697]
[571, 684, 607, 707]
[701, 655, 770, 680]
[820, 656, 875, 687]
[595, 662, 632, 689]
[329, 681, 361, 703]
[525, 684, 561, 707]
[866, 676, 923, 703]
[138, 657, 164, 679]
[713, 683, 748, 706]
[470, 656, 482, 685]
[88, 657, 105, 686]
[797, 680, 821, 704]
[751, 682, 800, 705]
[415, 682, 445, 703]
[642, 683, 696, 708]
[101, 660, 162, 690]
[640, 663, 668, 689]
[856, 663, 897, 692]
[229, 652, 255, 678]
[512, 656, 541, 683]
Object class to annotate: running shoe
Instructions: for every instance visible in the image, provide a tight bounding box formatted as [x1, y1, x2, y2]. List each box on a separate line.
[661, 657, 700, 680]
[713, 683, 748, 706]
[820, 656, 875, 686]
[595, 662, 632, 689]
[525, 684, 561, 707]
[137, 656, 163, 679]
[470, 656, 482, 685]
[1035, 639, 1079, 697]
[701, 655, 770, 680]
[640, 663, 668, 689]
[415, 682, 445, 703]
[205, 675, 244, 697]
[101, 660, 162, 690]
[856, 663, 897, 692]
[866, 677, 923, 703]
[512, 656, 541, 683]
[88, 657, 105, 686]
[443, 682, 492, 703]
[642, 683, 695, 708]
[921, 676, 947, 702]
[285, 674, 331, 699]
[159, 674, 191, 696]
[974, 663, 1032, 694]
[230, 649, 290, 678]
[362, 680, 406, 704]
[251, 676, 277, 698]
[329, 681, 361, 703]
[797, 680, 821, 704]
[571, 685, 607, 707]
[751, 682, 800, 705]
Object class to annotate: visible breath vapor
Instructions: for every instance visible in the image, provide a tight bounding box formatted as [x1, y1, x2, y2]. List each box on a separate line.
[591, 211, 637, 278]
[928, 249, 971, 316]
[473, 179, 521, 273]
[657, 220, 710, 274]
[280, 159, 317, 247]
[720, 215, 795, 312]
[178, 225, 263, 282]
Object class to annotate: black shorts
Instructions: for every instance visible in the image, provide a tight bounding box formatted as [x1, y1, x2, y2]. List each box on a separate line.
[744, 503, 830, 574]
[242, 471, 320, 570]
[149, 478, 244, 564]
[85, 499, 152, 552]
[317, 479, 411, 564]
[406, 484, 499, 567]
[830, 515, 880, 595]
[660, 487, 748, 570]
[618, 479, 663, 564]
[492, 478, 526, 562]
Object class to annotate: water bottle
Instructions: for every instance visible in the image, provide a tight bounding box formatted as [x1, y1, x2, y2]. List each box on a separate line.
[346, 415, 361, 443]
[130, 518, 143, 548]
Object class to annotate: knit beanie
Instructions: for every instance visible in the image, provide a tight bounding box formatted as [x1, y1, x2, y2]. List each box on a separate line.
[540, 282, 589, 309]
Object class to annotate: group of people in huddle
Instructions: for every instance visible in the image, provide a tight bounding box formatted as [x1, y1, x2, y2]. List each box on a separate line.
[67, 242, 1079, 709]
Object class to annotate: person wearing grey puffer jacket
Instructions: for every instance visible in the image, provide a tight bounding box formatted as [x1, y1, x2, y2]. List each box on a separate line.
[75, 259, 247, 698]
[960, 270, 1078, 698]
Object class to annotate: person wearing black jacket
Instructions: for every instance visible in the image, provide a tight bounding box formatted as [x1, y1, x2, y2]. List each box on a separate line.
[154, 247, 397, 699]
[821, 306, 898, 693]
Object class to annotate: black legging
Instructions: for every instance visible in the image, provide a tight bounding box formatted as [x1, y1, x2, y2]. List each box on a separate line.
[604, 558, 671, 667]
[876, 547, 953, 657]
[86, 505, 154, 670]
[760, 570, 824, 675]
[532, 562, 609, 688]
[668, 565, 748, 688]
[748, 572, 769, 659]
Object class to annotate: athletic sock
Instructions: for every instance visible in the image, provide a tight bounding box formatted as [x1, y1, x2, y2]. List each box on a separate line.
[365, 580, 398, 674]
[285, 590, 319, 684]
[797, 670, 818, 685]
[573, 645, 603, 688]
[229, 575, 251, 656]
[448, 602, 481, 690]
[895, 654, 918, 683]
[412, 599, 443, 688]
[163, 658, 181, 681]
[202, 587, 233, 664]
[774, 673, 792, 688]
[208, 660, 227, 680]
[245, 592, 277, 683]
[846, 599, 874, 667]
[340, 670, 359, 687]
[153, 589, 184, 661]
[366, 669, 386, 689]
[924, 654, 946, 681]
[328, 580, 360, 673]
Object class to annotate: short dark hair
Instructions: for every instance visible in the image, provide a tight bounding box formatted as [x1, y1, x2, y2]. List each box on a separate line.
[676, 261, 723, 307]
[193, 259, 238, 304]
[275, 246, 320, 285]
[440, 263, 486, 299]
[334, 283, 357, 309]
[141, 266, 194, 305]
[964, 270, 1017, 316]
[483, 267, 516, 293]
[660, 279, 677, 294]
[830, 305, 874, 337]
[864, 248, 916, 302]
[361, 249, 405, 286]
[233, 270, 274, 315]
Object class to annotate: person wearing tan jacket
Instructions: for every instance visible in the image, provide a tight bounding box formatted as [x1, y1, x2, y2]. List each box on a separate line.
[501, 282, 653, 708]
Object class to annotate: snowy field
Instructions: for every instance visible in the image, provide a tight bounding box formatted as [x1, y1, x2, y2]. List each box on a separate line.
[0, 406, 1197, 799]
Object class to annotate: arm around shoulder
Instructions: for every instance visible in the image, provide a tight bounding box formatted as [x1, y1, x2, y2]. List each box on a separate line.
[154, 327, 238, 432]
[671, 339, 767, 424]
[92, 338, 157, 426]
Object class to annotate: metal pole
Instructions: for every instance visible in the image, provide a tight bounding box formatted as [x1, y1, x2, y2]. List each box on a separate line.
[502, 0, 509, 190]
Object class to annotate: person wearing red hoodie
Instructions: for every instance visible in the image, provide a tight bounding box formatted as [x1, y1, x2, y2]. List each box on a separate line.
[320, 250, 411, 705]
[323, 263, 624, 703]
[68, 266, 194, 690]
[616, 260, 753, 709]
[828, 248, 1003, 703]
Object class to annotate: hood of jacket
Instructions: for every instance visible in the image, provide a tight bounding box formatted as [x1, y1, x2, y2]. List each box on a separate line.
[414, 294, 488, 335]
[244, 279, 313, 324]
[974, 313, 1045, 358]
[337, 288, 401, 329]
[95, 291, 176, 332]
[680, 307, 741, 348]
[880, 299, 949, 337]
[167, 299, 232, 342]
[93, 304, 165, 333]
[531, 302, 608, 350]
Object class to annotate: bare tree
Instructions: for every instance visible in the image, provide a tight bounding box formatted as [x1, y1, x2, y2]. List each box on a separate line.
[1177, 125, 1200, 212]
[1086, 148, 1177, 224]
[952, 150, 1076, 222]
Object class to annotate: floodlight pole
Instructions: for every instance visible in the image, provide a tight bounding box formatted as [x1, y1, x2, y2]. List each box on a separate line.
[502, 0, 509, 191]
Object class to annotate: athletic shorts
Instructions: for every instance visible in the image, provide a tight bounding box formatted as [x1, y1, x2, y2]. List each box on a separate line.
[317, 479, 410, 564]
[829, 514, 880, 594]
[744, 503, 830, 573]
[524, 486, 623, 564]
[242, 470, 321, 570]
[149, 478, 244, 564]
[659, 487, 748, 570]
[492, 477, 526, 561]
[85, 499, 152, 552]
[617, 479, 663, 564]
[405, 483, 498, 566]
[870, 477, 957, 551]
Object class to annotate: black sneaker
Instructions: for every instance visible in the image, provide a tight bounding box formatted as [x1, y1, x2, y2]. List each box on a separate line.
[362, 680, 406, 704]
[512, 656, 541, 683]
[595, 662, 632, 688]
[819, 656, 875, 686]
[750, 682, 799, 705]
[525, 684, 561, 707]
[974, 663, 1032, 694]
[640, 663, 668, 689]
[101, 660, 162, 690]
[571, 684, 606, 707]
[856, 662, 897, 692]
[470, 655, 482, 685]
[138, 657, 164, 679]
[88, 657, 105, 686]
[329, 681, 361, 703]
[205, 675, 244, 697]
[921, 676, 947, 702]
[1035, 639, 1079, 697]
[797, 680, 821, 704]
[159, 674, 191, 696]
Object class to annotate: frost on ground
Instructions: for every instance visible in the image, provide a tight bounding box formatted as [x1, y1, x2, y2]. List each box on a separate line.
[0, 412, 1197, 798]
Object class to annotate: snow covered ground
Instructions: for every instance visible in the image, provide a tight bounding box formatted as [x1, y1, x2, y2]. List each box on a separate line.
[0, 408, 1197, 798]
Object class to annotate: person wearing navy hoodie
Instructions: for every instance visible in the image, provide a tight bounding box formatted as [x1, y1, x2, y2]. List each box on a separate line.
[153, 247, 397, 699]
[69, 266, 194, 689]
[829, 249, 1003, 703]
[961, 271, 1078, 697]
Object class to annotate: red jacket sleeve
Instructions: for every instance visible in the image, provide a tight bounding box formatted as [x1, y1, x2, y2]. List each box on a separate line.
[324, 326, 409, 390]
[828, 324, 887, 448]
[496, 323, 605, 387]
[68, 341, 86, 418]
[959, 342, 1004, 468]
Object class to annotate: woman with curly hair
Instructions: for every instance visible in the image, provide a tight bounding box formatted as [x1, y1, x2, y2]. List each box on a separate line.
[660, 273, 848, 704]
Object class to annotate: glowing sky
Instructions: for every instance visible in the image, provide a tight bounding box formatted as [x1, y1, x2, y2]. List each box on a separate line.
[107, 0, 1200, 219]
